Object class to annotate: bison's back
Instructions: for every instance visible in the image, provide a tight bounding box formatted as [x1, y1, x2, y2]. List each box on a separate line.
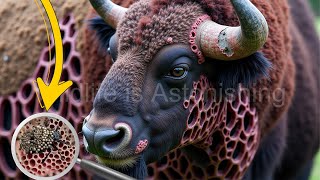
[275, 0, 319, 178]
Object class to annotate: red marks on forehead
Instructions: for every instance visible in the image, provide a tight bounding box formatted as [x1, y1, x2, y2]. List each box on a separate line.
[134, 16, 152, 45]
[146, 76, 260, 179]
[166, 37, 173, 44]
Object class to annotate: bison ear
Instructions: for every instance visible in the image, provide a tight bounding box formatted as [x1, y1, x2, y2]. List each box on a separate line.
[89, 16, 116, 52]
[211, 52, 272, 91]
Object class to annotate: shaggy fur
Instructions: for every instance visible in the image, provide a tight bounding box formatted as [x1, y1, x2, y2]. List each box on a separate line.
[81, 0, 133, 113]
[118, 156, 147, 179]
[89, 17, 115, 53]
[273, 0, 320, 178]
[208, 52, 272, 92]
[113, 0, 294, 137]
[90, 16, 272, 93]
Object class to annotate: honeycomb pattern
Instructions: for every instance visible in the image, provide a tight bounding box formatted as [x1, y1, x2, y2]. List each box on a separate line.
[189, 15, 211, 64]
[146, 76, 260, 179]
[0, 15, 95, 179]
[16, 117, 76, 177]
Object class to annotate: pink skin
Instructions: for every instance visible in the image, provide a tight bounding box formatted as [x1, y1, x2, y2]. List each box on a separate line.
[135, 139, 148, 154]
[166, 37, 173, 44]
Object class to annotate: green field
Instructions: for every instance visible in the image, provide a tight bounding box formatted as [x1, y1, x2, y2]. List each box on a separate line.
[307, 15, 320, 180]
[316, 18, 320, 33]
[310, 152, 320, 180]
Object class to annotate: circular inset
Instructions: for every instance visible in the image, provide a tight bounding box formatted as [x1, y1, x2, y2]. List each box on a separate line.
[11, 113, 79, 180]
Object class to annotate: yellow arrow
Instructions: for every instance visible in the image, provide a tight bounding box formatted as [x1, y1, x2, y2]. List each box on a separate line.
[36, 0, 73, 111]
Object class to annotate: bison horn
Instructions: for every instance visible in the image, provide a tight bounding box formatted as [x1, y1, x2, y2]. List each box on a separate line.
[89, 0, 127, 29]
[197, 0, 269, 60]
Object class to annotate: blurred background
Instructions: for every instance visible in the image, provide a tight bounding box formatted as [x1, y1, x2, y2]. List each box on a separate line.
[309, 0, 320, 32]
[309, 1, 319, 180]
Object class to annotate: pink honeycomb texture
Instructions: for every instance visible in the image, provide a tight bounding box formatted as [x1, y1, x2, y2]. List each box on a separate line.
[0, 15, 95, 179]
[146, 76, 260, 179]
[16, 117, 76, 177]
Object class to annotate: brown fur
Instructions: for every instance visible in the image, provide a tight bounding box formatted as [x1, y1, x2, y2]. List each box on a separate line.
[81, 0, 134, 113]
[83, 0, 294, 137]
[274, 0, 320, 178]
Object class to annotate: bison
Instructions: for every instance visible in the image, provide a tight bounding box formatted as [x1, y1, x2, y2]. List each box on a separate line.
[81, 0, 319, 179]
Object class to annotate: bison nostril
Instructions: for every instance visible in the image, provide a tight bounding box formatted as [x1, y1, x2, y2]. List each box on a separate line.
[103, 129, 125, 150]
[83, 122, 132, 156]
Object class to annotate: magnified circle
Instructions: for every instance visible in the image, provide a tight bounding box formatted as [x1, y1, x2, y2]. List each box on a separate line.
[11, 113, 80, 180]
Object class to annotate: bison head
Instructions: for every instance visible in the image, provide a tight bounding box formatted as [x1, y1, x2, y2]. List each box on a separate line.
[82, 0, 270, 178]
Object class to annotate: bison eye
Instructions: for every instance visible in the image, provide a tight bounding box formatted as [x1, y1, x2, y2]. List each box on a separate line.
[166, 65, 189, 79]
[107, 47, 116, 63]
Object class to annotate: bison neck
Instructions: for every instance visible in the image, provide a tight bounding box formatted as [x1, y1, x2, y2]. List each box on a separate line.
[147, 77, 260, 179]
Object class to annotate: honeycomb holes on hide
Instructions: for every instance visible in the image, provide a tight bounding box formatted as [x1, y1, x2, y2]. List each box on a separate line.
[172, 76, 259, 179]
[0, 14, 91, 178]
[11, 113, 79, 180]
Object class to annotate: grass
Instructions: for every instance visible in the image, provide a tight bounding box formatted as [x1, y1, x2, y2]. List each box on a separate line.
[316, 17, 320, 33]
[310, 152, 320, 180]
[309, 15, 320, 180]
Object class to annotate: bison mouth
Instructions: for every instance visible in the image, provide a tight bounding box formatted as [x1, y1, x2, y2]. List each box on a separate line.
[96, 155, 147, 179]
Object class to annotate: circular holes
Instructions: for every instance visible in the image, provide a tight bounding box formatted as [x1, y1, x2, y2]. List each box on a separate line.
[0, 99, 12, 131]
[61, 30, 65, 40]
[71, 105, 79, 118]
[218, 160, 232, 175]
[188, 107, 198, 126]
[69, 83, 81, 102]
[238, 105, 246, 115]
[244, 112, 253, 132]
[27, 154, 32, 159]
[61, 69, 69, 82]
[70, 56, 81, 76]
[209, 131, 224, 152]
[183, 101, 189, 108]
[182, 130, 192, 141]
[62, 15, 71, 25]
[233, 143, 245, 160]
[45, 47, 55, 62]
[200, 112, 206, 125]
[230, 120, 241, 138]
[63, 42, 71, 63]
[21, 83, 33, 99]
[30, 160, 35, 167]
[69, 24, 76, 37]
